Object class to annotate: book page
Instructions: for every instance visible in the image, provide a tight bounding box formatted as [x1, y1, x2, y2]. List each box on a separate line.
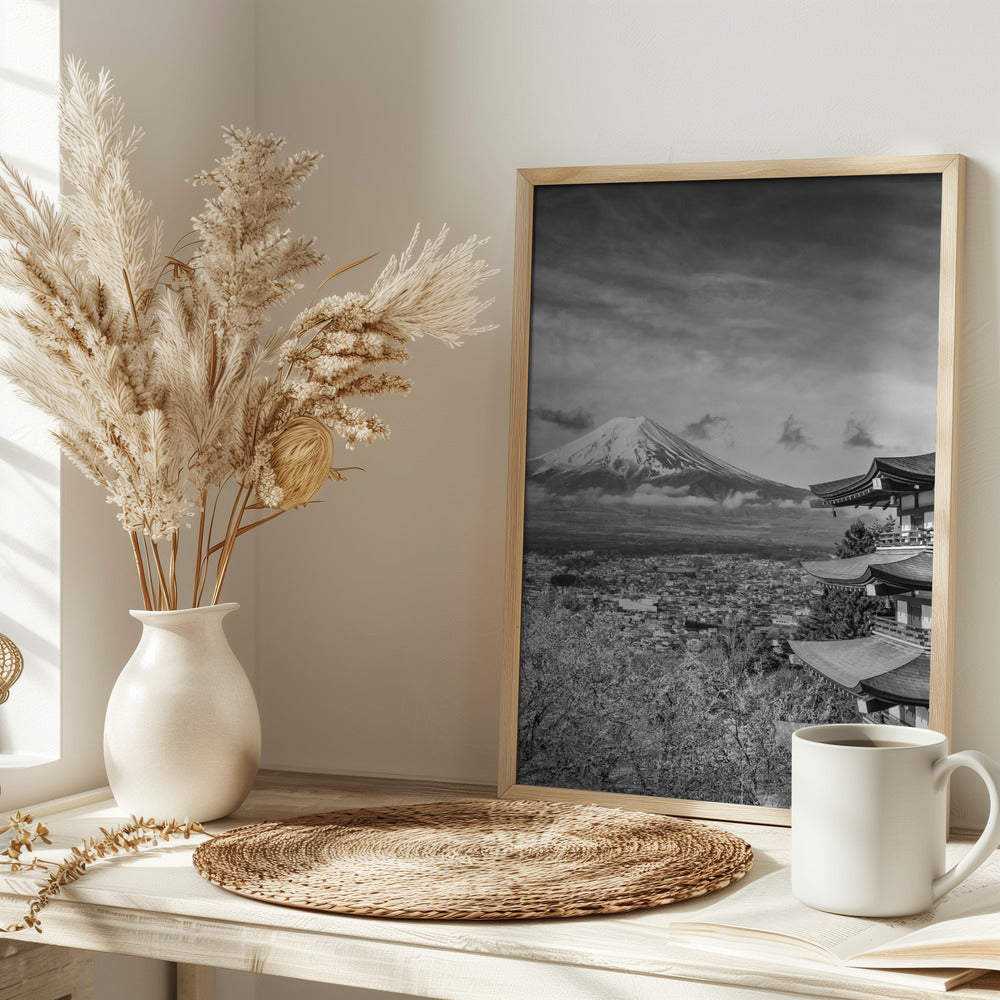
[902, 846, 1000, 926]
[853, 912, 1000, 969]
[673, 849, 1000, 967]
[847, 846, 1000, 967]
[670, 869, 907, 962]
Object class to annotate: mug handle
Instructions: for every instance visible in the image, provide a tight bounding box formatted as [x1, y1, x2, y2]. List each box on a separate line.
[932, 750, 1000, 902]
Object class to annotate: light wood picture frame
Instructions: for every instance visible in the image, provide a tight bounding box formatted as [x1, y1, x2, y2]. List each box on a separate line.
[500, 155, 965, 825]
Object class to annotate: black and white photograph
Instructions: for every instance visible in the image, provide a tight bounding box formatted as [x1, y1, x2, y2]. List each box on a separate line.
[511, 166, 951, 812]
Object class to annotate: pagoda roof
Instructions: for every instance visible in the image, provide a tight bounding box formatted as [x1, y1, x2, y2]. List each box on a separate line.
[801, 549, 931, 589]
[869, 550, 934, 589]
[789, 635, 923, 690]
[809, 453, 935, 508]
[789, 635, 930, 706]
[861, 654, 931, 707]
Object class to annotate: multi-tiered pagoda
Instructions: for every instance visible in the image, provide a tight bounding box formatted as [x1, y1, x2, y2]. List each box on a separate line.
[789, 453, 935, 727]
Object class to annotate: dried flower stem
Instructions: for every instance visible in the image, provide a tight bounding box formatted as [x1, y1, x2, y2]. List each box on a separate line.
[308, 252, 379, 307]
[121, 267, 140, 326]
[192, 494, 207, 608]
[168, 530, 179, 609]
[203, 505, 304, 559]
[211, 486, 251, 606]
[196, 483, 229, 607]
[0, 812, 210, 934]
[142, 534, 158, 607]
[149, 539, 169, 611]
[129, 531, 153, 611]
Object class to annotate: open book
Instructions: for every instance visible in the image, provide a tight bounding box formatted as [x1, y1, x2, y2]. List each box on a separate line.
[670, 852, 1000, 992]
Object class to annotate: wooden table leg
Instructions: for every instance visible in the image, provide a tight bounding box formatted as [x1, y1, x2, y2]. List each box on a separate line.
[0, 941, 92, 999]
[177, 963, 215, 1000]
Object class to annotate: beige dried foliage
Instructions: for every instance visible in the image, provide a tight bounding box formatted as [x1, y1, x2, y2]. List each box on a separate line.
[0, 59, 496, 610]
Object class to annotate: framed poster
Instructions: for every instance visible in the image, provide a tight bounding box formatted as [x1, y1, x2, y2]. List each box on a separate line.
[499, 156, 964, 824]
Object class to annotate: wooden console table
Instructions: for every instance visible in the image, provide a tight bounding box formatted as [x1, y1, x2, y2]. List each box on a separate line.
[2, 771, 999, 1000]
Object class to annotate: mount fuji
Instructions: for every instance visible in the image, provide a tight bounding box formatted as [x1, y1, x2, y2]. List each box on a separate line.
[527, 415, 809, 504]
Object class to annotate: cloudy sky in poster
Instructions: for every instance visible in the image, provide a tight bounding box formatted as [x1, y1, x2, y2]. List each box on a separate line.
[526, 173, 942, 488]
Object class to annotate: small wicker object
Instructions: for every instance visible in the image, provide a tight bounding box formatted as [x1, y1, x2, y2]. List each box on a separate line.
[0, 633, 23, 705]
[268, 416, 335, 510]
[193, 799, 753, 920]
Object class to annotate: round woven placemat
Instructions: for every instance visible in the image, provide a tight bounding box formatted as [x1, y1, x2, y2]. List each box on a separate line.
[192, 799, 753, 920]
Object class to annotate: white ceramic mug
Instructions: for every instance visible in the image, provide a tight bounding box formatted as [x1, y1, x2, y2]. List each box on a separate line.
[791, 723, 1000, 917]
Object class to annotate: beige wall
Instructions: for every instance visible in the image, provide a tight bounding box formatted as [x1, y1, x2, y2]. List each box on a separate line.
[46, 0, 1000, 809]
[14, 1, 1000, 997]
[253, 0, 1000, 832]
[254, 0, 509, 779]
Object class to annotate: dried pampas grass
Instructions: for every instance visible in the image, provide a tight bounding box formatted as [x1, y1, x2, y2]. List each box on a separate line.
[0, 59, 495, 610]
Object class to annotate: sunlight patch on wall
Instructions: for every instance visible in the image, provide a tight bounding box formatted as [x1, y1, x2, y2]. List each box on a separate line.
[0, 0, 60, 763]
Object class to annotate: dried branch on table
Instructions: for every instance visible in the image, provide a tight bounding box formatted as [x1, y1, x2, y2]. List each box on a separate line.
[0, 810, 209, 933]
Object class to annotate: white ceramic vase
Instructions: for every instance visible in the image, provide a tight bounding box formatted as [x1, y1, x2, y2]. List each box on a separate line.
[103, 602, 261, 822]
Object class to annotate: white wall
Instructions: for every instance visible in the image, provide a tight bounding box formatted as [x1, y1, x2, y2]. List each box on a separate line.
[0, 0, 61, 770]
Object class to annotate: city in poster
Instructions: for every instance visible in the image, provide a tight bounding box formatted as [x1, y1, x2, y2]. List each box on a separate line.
[500, 157, 964, 823]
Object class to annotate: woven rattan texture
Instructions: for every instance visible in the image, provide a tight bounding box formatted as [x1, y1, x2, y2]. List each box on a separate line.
[193, 799, 753, 920]
[0, 633, 23, 705]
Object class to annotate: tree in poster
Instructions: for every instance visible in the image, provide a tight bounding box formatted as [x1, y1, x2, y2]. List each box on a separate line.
[795, 518, 889, 642]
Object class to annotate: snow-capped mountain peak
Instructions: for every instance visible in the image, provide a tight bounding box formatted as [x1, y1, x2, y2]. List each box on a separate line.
[526, 415, 807, 502]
